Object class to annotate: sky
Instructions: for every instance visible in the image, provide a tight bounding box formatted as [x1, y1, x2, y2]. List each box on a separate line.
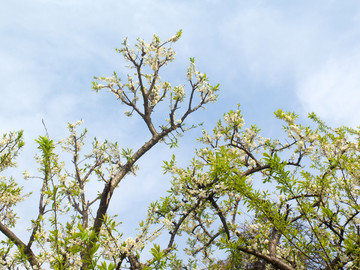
[2, 0, 360, 256]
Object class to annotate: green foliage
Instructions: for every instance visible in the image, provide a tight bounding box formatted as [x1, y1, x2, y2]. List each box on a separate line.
[140, 106, 360, 269]
[3, 31, 360, 270]
[0, 32, 220, 269]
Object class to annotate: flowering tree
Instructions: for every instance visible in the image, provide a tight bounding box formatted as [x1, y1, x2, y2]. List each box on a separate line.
[144, 108, 360, 269]
[0, 32, 219, 269]
[2, 33, 359, 270]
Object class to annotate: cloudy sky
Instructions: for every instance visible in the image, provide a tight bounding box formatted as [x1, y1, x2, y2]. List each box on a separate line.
[2, 0, 360, 248]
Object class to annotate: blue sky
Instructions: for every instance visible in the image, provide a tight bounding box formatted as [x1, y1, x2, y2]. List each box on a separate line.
[2, 0, 360, 249]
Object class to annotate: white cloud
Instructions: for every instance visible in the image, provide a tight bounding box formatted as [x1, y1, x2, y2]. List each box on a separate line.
[220, 3, 328, 82]
[219, 1, 360, 126]
[297, 52, 360, 126]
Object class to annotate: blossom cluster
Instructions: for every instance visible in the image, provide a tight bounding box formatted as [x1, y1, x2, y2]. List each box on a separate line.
[140, 107, 360, 269]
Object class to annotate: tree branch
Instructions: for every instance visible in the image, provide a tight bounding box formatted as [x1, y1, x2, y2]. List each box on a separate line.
[0, 222, 39, 268]
[237, 246, 295, 270]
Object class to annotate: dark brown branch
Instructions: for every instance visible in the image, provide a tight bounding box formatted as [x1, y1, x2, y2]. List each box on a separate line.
[237, 246, 295, 270]
[128, 253, 142, 270]
[0, 222, 39, 268]
[238, 164, 271, 178]
[144, 199, 204, 269]
[208, 195, 230, 240]
[27, 161, 50, 250]
[90, 128, 175, 259]
[167, 199, 202, 250]
[269, 228, 281, 257]
[193, 232, 221, 255]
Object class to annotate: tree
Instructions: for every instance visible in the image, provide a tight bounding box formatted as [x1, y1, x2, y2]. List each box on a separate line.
[2, 32, 360, 270]
[146, 108, 360, 269]
[0, 32, 219, 269]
